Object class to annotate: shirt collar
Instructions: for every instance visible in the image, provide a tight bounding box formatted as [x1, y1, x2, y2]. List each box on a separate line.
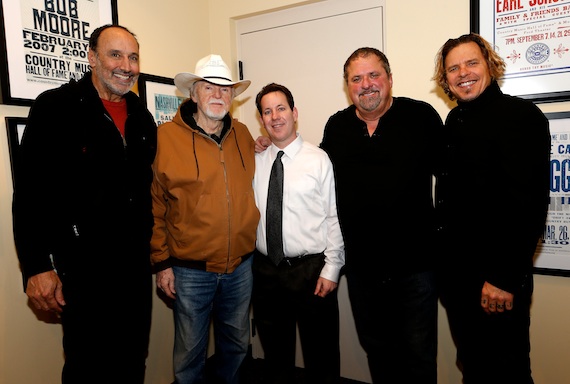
[270, 132, 303, 159]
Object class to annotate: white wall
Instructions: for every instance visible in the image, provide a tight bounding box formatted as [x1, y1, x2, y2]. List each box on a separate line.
[1, 1, 570, 383]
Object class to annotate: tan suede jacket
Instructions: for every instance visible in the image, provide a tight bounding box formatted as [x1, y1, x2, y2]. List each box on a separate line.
[151, 100, 259, 274]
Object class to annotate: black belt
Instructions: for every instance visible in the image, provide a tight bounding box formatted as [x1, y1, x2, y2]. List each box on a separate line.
[255, 249, 324, 267]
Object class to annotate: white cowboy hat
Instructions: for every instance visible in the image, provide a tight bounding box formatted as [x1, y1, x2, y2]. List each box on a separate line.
[174, 54, 251, 97]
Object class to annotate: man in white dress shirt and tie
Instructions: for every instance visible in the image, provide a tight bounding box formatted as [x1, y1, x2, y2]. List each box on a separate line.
[252, 83, 345, 384]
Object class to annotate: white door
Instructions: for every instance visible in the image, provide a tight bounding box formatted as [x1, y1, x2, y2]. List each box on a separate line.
[237, 1, 384, 382]
[237, 0, 385, 147]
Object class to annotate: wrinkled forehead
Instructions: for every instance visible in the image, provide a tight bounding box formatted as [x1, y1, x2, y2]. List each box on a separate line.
[95, 27, 139, 55]
[348, 55, 386, 76]
[444, 42, 483, 68]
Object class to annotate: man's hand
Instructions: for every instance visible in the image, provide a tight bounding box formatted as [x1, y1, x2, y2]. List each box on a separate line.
[255, 136, 271, 153]
[481, 281, 514, 314]
[314, 277, 338, 298]
[156, 267, 176, 299]
[26, 270, 65, 313]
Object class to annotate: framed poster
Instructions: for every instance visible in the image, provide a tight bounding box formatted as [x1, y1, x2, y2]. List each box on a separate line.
[0, 0, 118, 106]
[471, 0, 570, 103]
[138, 73, 185, 127]
[535, 112, 570, 277]
[5, 116, 27, 187]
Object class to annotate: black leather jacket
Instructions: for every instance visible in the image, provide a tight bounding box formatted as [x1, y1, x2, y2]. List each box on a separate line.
[13, 72, 157, 286]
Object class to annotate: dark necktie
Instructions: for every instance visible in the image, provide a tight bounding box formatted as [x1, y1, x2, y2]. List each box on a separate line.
[266, 150, 285, 266]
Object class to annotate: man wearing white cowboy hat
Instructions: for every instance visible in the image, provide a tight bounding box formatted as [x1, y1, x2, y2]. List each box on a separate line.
[150, 54, 259, 384]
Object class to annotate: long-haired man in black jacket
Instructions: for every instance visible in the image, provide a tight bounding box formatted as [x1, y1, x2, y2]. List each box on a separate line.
[433, 33, 550, 384]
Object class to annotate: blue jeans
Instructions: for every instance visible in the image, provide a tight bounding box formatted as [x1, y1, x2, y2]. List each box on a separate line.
[346, 269, 438, 384]
[172, 256, 253, 384]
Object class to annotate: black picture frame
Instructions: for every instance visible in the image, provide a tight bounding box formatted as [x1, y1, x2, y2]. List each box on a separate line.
[470, 0, 570, 103]
[5, 116, 27, 187]
[0, 0, 118, 106]
[534, 112, 570, 277]
[137, 73, 184, 127]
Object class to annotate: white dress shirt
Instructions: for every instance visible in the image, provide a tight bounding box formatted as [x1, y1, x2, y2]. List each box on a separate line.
[254, 134, 345, 282]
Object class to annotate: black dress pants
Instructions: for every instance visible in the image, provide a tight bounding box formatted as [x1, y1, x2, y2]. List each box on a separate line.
[252, 252, 340, 384]
[60, 263, 152, 384]
[439, 273, 534, 384]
